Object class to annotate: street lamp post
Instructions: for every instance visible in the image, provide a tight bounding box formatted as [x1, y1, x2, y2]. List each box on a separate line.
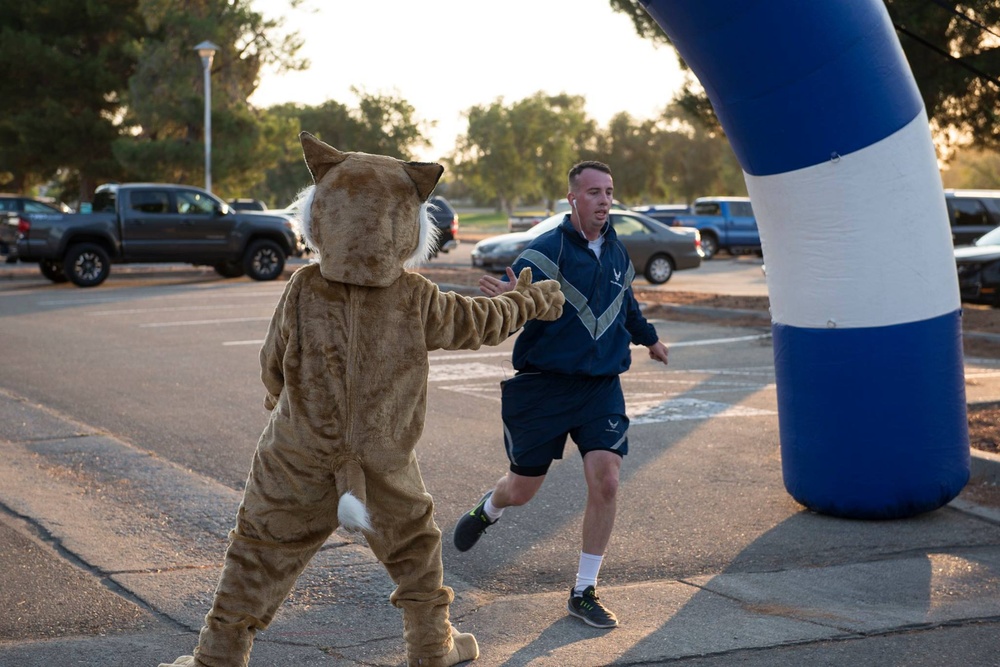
[194, 41, 220, 192]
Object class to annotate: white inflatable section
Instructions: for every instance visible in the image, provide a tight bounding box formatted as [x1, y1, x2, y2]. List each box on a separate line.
[746, 113, 959, 330]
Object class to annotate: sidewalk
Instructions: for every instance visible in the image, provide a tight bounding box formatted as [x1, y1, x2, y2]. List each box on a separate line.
[4, 261, 1000, 666]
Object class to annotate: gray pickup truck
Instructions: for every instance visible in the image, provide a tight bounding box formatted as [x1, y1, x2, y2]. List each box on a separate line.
[16, 183, 305, 287]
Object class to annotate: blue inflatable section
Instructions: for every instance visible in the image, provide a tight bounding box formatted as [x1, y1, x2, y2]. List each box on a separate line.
[639, 0, 970, 519]
[773, 313, 969, 519]
[639, 0, 923, 176]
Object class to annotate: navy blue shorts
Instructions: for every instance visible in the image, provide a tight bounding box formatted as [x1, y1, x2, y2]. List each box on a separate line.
[500, 372, 629, 477]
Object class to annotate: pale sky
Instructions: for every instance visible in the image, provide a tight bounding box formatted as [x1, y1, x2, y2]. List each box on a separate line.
[249, 0, 687, 162]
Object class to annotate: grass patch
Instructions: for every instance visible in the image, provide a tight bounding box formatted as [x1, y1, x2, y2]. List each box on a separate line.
[457, 211, 507, 233]
[459, 211, 506, 225]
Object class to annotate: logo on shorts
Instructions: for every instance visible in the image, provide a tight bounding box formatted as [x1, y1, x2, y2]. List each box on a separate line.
[605, 419, 620, 433]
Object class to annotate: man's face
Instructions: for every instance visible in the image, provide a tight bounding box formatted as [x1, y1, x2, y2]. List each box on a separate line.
[569, 168, 614, 240]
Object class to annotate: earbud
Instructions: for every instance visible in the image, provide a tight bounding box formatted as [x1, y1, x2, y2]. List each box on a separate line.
[572, 199, 577, 210]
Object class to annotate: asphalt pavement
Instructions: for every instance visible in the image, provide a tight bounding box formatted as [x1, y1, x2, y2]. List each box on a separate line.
[3, 259, 1000, 666]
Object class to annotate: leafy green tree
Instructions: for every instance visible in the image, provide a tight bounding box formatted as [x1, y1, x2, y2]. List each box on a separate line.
[656, 107, 746, 203]
[0, 0, 145, 199]
[610, 0, 1000, 155]
[115, 0, 306, 201]
[597, 113, 664, 204]
[450, 99, 530, 213]
[258, 90, 431, 208]
[597, 106, 745, 205]
[450, 92, 595, 213]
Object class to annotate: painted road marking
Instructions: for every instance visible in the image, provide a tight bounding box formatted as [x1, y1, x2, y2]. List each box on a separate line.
[628, 395, 776, 424]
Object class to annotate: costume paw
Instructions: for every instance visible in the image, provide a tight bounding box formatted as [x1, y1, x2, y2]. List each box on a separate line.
[513, 267, 534, 291]
[510, 268, 563, 321]
[529, 279, 564, 321]
[158, 656, 196, 667]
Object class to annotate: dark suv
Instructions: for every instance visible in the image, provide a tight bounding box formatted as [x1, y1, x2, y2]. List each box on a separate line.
[428, 195, 459, 258]
[946, 190, 1000, 245]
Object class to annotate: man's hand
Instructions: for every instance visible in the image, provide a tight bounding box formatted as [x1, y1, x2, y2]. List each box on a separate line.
[646, 340, 669, 365]
[480, 266, 517, 296]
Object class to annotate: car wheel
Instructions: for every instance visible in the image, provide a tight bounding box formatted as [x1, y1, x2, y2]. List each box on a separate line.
[243, 239, 286, 281]
[644, 254, 675, 284]
[39, 259, 69, 283]
[700, 233, 719, 260]
[63, 243, 111, 287]
[214, 260, 245, 278]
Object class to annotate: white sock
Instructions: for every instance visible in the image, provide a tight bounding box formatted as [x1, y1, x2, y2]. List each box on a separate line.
[483, 494, 504, 521]
[574, 552, 604, 594]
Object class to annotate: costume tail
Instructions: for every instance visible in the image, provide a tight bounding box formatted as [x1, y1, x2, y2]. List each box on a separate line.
[334, 460, 372, 532]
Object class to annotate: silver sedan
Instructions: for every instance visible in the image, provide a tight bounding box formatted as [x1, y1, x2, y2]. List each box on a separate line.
[471, 211, 702, 284]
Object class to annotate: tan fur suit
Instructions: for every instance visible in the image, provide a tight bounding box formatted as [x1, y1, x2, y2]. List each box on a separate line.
[161, 133, 563, 667]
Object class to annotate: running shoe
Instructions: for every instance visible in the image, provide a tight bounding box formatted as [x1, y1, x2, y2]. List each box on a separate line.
[567, 586, 618, 628]
[453, 491, 497, 552]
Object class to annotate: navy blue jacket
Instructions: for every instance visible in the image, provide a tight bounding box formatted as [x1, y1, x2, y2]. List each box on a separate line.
[509, 215, 659, 377]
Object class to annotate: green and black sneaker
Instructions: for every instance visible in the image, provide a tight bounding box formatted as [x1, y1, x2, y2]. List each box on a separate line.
[453, 491, 497, 552]
[567, 586, 618, 629]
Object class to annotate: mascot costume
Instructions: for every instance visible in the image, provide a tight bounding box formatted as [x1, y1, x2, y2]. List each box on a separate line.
[161, 132, 564, 667]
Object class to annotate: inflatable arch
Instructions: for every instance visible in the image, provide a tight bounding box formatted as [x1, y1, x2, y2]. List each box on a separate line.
[639, 0, 970, 519]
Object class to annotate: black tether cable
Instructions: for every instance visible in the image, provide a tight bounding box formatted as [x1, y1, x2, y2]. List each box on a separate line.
[893, 22, 1000, 90]
[924, 0, 1000, 42]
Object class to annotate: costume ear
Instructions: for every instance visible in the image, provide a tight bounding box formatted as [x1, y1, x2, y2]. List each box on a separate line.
[403, 161, 444, 202]
[300, 131, 348, 183]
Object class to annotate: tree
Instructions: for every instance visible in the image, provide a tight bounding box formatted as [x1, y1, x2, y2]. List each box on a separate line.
[258, 90, 431, 208]
[596, 106, 745, 205]
[0, 0, 306, 203]
[610, 0, 1000, 156]
[449, 93, 595, 212]
[115, 0, 306, 200]
[0, 0, 145, 199]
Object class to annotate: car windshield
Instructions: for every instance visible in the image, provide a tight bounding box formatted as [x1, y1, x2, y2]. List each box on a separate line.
[977, 227, 1000, 246]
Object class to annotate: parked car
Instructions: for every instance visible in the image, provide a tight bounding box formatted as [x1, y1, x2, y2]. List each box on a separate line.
[228, 198, 268, 211]
[631, 204, 691, 226]
[17, 183, 304, 287]
[955, 225, 1000, 307]
[946, 189, 1000, 246]
[472, 211, 702, 284]
[428, 195, 459, 257]
[0, 194, 70, 260]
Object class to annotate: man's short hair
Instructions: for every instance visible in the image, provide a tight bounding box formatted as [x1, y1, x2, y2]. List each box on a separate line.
[568, 161, 612, 189]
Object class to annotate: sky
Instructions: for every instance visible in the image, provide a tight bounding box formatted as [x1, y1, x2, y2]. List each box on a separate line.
[248, 0, 687, 162]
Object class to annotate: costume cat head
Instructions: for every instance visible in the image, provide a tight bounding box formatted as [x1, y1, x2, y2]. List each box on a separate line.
[293, 132, 443, 287]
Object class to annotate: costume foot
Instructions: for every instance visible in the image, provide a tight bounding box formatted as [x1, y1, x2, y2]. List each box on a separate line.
[158, 656, 197, 667]
[412, 627, 479, 666]
[453, 491, 497, 552]
[567, 586, 618, 628]
[445, 627, 479, 665]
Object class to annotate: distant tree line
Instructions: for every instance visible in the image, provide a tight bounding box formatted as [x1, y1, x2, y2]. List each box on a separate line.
[1, 0, 998, 211]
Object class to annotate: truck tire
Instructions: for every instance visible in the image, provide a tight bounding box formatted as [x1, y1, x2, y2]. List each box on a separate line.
[700, 232, 719, 260]
[644, 254, 675, 284]
[243, 239, 285, 281]
[214, 260, 245, 278]
[64, 243, 111, 287]
[39, 259, 69, 283]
